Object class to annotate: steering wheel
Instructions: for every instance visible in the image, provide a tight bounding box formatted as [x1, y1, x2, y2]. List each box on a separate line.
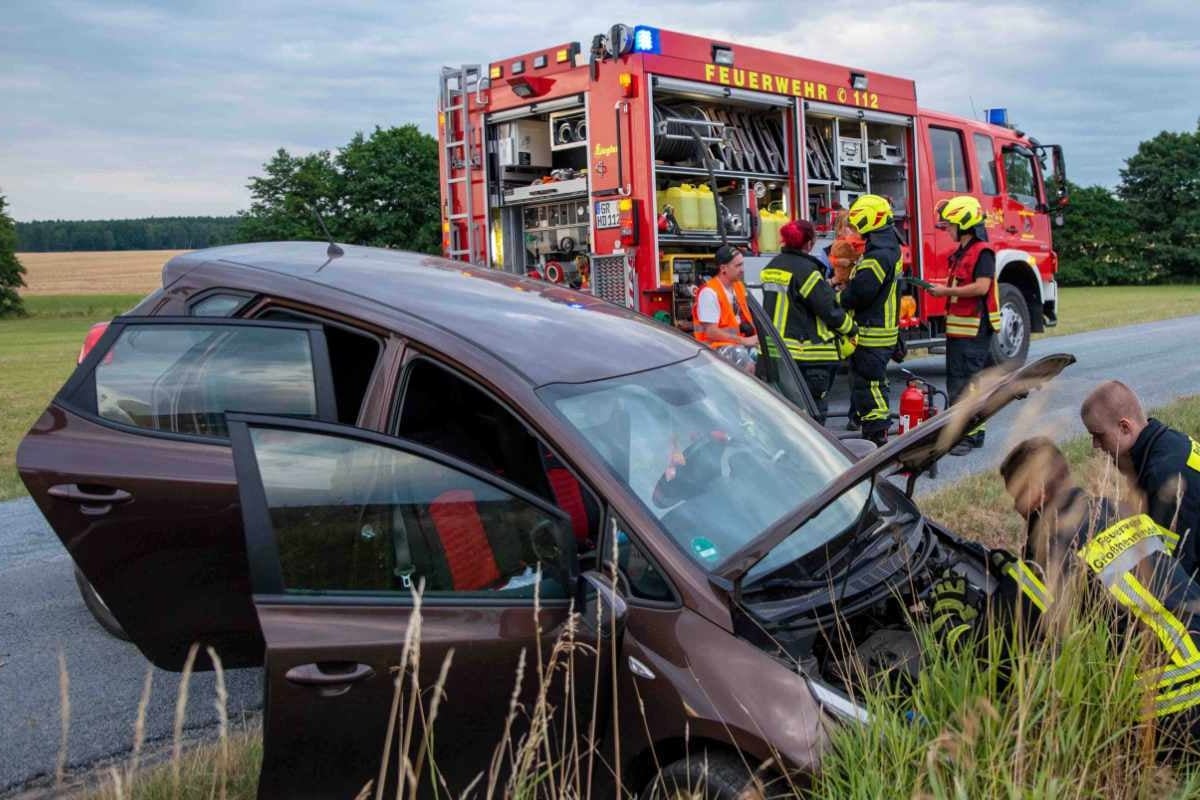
[651, 432, 757, 508]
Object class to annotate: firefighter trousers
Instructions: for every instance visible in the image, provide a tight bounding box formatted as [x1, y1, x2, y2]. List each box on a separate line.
[798, 362, 839, 425]
[947, 327, 993, 446]
[851, 346, 891, 444]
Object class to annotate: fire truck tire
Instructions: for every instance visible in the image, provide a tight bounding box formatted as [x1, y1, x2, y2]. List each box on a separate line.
[988, 283, 1030, 369]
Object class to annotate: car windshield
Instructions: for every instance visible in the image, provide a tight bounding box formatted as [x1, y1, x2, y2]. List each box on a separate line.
[538, 354, 871, 582]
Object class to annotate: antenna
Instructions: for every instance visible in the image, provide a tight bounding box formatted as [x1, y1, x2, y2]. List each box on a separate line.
[307, 202, 344, 259]
[969, 95, 978, 121]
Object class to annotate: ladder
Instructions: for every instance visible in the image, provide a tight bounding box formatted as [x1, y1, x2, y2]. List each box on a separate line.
[439, 65, 484, 264]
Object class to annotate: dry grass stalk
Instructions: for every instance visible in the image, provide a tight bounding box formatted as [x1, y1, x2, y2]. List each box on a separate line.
[107, 765, 125, 800]
[127, 666, 154, 786]
[172, 643, 200, 797]
[56, 648, 70, 790]
[206, 646, 230, 800]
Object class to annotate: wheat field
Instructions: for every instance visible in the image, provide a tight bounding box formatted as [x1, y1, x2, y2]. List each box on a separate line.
[16, 250, 191, 295]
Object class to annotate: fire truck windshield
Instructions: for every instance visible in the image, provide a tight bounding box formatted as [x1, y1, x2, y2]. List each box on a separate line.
[539, 354, 871, 577]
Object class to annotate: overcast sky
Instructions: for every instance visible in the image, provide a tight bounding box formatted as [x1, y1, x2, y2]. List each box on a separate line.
[2, 0, 1197, 221]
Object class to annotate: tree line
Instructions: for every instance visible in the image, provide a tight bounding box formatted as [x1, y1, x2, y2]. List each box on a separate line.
[16, 216, 241, 252]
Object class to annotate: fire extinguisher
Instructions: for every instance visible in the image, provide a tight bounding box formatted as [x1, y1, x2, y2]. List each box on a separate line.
[897, 369, 946, 435]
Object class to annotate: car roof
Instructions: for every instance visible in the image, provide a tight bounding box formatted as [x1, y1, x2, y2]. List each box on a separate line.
[163, 241, 701, 386]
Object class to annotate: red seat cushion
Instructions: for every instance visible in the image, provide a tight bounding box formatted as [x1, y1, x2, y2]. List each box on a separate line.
[546, 467, 590, 544]
[429, 489, 501, 590]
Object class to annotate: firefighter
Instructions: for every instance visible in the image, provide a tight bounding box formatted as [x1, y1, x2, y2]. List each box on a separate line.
[759, 219, 858, 423]
[692, 244, 758, 372]
[836, 195, 903, 446]
[925, 195, 1000, 456]
[933, 436, 1200, 750]
[1081, 380, 1200, 577]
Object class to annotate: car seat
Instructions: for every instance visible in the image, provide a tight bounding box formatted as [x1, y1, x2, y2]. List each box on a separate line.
[428, 489, 502, 591]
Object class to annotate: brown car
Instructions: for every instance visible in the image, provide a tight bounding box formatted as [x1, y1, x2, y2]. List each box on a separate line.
[17, 242, 1072, 798]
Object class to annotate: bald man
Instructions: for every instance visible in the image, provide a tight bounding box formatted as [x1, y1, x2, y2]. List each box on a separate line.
[1081, 381, 1200, 575]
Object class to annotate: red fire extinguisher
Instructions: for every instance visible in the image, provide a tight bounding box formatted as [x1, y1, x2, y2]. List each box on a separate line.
[897, 370, 947, 436]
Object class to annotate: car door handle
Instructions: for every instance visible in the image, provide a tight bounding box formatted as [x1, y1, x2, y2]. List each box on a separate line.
[285, 661, 375, 689]
[48, 484, 133, 516]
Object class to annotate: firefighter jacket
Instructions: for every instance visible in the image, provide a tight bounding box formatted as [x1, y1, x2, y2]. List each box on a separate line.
[995, 490, 1200, 722]
[692, 277, 754, 349]
[837, 225, 902, 348]
[945, 238, 1000, 339]
[1130, 418, 1200, 577]
[760, 248, 857, 363]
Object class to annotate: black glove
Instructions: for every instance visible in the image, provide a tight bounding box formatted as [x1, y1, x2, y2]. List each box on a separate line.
[929, 568, 979, 651]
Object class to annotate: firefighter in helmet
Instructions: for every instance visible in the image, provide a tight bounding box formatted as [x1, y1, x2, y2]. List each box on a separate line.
[836, 195, 903, 446]
[759, 219, 858, 424]
[926, 195, 1000, 455]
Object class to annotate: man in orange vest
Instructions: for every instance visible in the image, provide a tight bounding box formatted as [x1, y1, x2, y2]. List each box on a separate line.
[692, 244, 758, 372]
[926, 195, 1001, 456]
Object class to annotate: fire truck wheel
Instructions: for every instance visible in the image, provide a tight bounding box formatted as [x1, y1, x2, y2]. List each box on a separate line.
[988, 283, 1030, 369]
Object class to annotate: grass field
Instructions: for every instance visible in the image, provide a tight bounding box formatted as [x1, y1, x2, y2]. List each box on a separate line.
[16, 250, 187, 295]
[1047, 284, 1200, 338]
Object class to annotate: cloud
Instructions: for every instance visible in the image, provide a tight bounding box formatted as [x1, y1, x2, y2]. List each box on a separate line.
[2, 0, 1198, 220]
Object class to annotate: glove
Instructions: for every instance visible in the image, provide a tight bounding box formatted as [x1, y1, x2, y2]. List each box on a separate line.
[929, 569, 979, 651]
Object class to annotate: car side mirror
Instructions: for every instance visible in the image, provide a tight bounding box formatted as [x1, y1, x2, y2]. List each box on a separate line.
[841, 437, 879, 461]
[577, 570, 628, 640]
[530, 517, 580, 598]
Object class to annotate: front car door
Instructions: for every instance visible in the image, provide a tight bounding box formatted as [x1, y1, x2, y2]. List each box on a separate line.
[17, 316, 338, 668]
[999, 140, 1052, 258]
[920, 122, 973, 320]
[228, 414, 599, 799]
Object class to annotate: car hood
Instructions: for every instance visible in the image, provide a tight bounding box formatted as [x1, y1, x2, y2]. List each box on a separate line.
[710, 353, 1075, 593]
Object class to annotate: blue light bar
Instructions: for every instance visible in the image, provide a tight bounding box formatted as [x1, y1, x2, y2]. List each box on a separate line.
[986, 107, 1009, 126]
[633, 26, 660, 54]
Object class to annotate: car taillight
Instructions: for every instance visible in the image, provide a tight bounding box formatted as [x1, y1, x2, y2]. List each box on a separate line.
[78, 322, 110, 365]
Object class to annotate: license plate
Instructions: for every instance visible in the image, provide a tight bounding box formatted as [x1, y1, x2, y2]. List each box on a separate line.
[594, 200, 620, 229]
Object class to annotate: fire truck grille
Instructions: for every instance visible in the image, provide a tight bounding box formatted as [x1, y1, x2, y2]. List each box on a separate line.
[591, 254, 628, 307]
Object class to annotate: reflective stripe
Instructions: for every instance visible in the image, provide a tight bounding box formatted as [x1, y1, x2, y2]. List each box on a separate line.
[1162, 529, 1180, 556]
[856, 258, 886, 283]
[798, 271, 822, 298]
[1153, 659, 1200, 690]
[946, 315, 981, 337]
[1110, 573, 1200, 666]
[858, 327, 898, 347]
[834, 313, 855, 335]
[864, 380, 889, 422]
[946, 622, 972, 650]
[1188, 437, 1200, 473]
[1154, 676, 1200, 718]
[1003, 561, 1053, 613]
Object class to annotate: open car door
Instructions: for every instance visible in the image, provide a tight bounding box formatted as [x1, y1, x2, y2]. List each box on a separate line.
[17, 316, 338, 669]
[744, 292, 820, 418]
[227, 413, 603, 799]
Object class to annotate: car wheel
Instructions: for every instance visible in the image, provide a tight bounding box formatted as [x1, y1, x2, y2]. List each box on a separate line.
[74, 566, 129, 641]
[640, 752, 774, 800]
[988, 283, 1030, 369]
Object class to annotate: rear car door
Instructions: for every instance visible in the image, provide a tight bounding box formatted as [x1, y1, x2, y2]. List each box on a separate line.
[228, 414, 594, 799]
[16, 316, 338, 669]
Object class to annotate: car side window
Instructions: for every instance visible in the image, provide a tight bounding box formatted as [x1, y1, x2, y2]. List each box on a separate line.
[930, 127, 969, 192]
[255, 309, 381, 426]
[248, 426, 568, 598]
[1003, 148, 1040, 209]
[394, 358, 602, 550]
[603, 515, 673, 603]
[973, 133, 998, 196]
[93, 325, 319, 437]
[189, 292, 251, 317]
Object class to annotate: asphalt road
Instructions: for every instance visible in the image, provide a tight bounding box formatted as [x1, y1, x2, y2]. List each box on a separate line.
[2, 314, 1199, 793]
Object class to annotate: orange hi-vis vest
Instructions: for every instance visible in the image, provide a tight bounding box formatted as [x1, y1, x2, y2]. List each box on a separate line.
[946, 239, 1001, 339]
[693, 277, 754, 348]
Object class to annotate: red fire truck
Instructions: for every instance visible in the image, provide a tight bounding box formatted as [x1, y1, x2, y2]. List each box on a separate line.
[438, 24, 1068, 366]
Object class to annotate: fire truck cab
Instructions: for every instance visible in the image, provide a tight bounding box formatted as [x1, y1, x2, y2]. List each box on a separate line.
[438, 24, 1067, 366]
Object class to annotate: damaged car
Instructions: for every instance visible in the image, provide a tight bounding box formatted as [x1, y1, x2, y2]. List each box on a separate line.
[17, 242, 1072, 799]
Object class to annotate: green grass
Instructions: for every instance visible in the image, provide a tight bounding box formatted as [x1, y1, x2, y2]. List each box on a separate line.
[1051, 285, 1200, 338]
[0, 294, 144, 500]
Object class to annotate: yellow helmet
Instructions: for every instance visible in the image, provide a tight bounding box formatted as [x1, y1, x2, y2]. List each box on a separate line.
[847, 194, 894, 235]
[940, 195, 984, 229]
